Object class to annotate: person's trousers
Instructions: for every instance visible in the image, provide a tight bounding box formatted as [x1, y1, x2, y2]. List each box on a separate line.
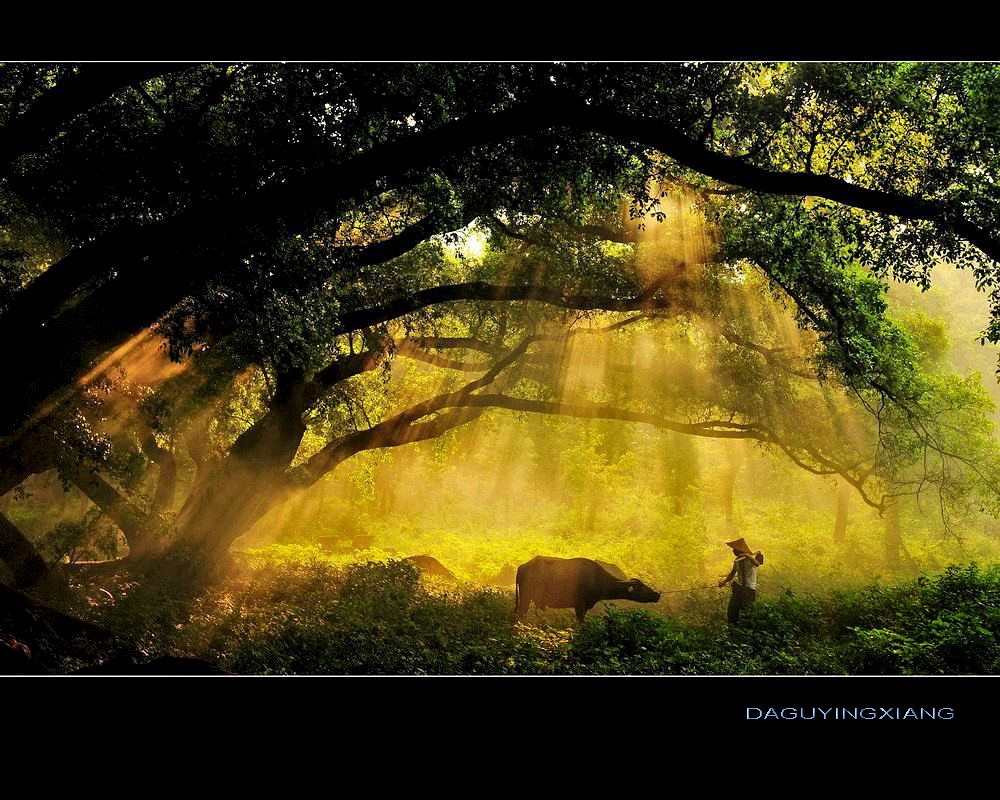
[727, 583, 757, 624]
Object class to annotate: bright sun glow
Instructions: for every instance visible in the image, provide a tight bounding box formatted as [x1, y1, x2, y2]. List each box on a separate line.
[457, 228, 488, 261]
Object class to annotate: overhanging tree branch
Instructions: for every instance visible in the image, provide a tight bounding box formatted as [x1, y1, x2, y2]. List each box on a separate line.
[0, 64, 184, 170]
[393, 339, 492, 372]
[446, 394, 770, 440]
[64, 464, 147, 548]
[332, 278, 674, 336]
[0, 97, 598, 437]
[7, 87, 996, 442]
[553, 97, 1000, 263]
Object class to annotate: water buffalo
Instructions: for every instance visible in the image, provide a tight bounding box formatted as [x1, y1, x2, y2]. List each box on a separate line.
[594, 560, 627, 580]
[515, 556, 661, 622]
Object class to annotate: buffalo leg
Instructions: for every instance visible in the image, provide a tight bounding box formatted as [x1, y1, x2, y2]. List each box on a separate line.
[516, 591, 530, 621]
[575, 605, 588, 622]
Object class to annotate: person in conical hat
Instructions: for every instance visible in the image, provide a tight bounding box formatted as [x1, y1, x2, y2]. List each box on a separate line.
[718, 537, 764, 624]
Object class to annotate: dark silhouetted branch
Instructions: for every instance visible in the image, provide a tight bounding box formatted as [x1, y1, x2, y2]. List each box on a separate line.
[0, 512, 50, 589]
[0, 64, 183, 169]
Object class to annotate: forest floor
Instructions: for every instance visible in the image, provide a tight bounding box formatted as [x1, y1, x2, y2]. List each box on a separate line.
[34, 547, 998, 675]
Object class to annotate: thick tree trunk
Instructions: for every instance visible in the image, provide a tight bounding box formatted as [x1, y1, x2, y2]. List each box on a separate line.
[0, 512, 50, 589]
[152, 455, 178, 513]
[157, 372, 309, 570]
[0, 428, 52, 498]
[168, 465, 287, 563]
[156, 372, 492, 574]
[67, 465, 146, 550]
[834, 483, 850, 544]
[138, 427, 177, 513]
[884, 503, 902, 568]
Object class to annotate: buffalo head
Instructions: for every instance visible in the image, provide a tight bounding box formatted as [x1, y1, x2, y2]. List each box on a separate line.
[624, 579, 661, 603]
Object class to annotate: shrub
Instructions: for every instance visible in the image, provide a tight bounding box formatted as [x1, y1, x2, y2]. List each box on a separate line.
[70, 548, 1000, 676]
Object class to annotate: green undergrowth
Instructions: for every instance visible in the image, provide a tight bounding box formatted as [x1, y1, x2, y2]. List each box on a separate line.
[76, 546, 1000, 675]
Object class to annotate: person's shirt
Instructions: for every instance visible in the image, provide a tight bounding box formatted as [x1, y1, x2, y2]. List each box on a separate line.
[734, 555, 759, 590]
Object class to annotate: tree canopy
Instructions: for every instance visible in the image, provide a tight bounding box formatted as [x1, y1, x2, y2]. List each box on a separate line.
[3, 62, 1000, 590]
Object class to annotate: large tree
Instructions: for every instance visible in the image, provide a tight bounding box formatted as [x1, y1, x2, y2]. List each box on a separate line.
[4, 62, 1000, 587]
[7, 209, 996, 587]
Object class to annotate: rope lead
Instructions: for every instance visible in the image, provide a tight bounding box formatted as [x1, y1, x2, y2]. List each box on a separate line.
[659, 584, 722, 594]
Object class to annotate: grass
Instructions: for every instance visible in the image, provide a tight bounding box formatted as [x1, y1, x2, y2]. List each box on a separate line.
[71, 546, 1000, 675]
